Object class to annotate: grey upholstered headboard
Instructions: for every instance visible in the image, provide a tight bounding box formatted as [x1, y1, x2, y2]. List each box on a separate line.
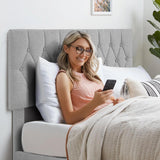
[7, 29, 132, 159]
[8, 29, 132, 111]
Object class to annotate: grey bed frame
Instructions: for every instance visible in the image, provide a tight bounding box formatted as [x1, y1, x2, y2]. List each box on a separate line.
[7, 29, 132, 160]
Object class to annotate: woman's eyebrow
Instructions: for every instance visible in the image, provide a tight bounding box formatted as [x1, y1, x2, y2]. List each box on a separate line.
[75, 45, 91, 49]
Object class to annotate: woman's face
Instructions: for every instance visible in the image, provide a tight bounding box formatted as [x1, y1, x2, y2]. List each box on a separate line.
[64, 38, 92, 72]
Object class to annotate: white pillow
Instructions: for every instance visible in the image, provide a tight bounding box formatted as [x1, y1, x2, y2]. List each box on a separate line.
[97, 57, 105, 82]
[100, 65, 151, 97]
[36, 57, 64, 123]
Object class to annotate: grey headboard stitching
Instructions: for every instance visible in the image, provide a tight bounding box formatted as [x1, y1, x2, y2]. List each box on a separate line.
[8, 29, 132, 110]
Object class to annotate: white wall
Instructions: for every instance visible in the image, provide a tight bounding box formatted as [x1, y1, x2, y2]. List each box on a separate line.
[143, 0, 160, 78]
[0, 0, 144, 160]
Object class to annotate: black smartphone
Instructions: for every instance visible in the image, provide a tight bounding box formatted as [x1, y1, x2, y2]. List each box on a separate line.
[103, 79, 116, 91]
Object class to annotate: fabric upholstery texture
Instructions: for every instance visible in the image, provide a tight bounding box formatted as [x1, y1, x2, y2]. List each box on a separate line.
[8, 29, 132, 110]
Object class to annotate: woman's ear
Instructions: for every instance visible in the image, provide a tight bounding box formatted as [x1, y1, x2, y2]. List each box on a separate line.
[63, 45, 69, 54]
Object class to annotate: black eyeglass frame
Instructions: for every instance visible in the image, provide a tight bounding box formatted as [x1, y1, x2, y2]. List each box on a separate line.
[70, 45, 93, 57]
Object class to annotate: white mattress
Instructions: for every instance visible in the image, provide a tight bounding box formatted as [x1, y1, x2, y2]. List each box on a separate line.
[22, 121, 71, 157]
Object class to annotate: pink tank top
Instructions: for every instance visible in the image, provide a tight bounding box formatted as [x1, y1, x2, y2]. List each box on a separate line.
[57, 70, 112, 116]
[70, 71, 104, 111]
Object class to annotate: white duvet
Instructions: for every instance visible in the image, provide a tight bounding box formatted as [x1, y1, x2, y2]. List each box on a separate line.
[66, 96, 160, 160]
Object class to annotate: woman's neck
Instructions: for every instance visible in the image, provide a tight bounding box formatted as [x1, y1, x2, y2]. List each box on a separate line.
[72, 67, 83, 73]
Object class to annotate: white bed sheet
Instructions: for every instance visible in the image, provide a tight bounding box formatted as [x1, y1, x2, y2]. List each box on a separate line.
[22, 121, 71, 157]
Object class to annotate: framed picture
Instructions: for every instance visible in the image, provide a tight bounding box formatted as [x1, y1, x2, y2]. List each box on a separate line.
[91, 0, 112, 16]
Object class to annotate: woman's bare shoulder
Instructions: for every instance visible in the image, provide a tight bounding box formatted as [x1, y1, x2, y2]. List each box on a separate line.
[56, 71, 68, 81]
[56, 71, 73, 90]
[56, 71, 67, 84]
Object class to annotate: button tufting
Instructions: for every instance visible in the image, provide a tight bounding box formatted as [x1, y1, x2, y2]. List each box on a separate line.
[27, 48, 30, 52]
[19, 67, 23, 71]
[43, 47, 47, 51]
[7, 29, 132, 111]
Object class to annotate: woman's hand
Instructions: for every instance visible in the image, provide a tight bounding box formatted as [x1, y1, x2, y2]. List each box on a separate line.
[112, 97, 124, 105]
[92, 89, 113, 107]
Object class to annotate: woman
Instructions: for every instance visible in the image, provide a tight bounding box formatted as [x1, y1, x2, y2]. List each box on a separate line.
[56, 30, 123, 124]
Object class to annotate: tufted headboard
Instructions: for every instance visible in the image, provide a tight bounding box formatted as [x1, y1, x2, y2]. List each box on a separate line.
[7, 29, 132, 159]
[8, 29, 132, 110]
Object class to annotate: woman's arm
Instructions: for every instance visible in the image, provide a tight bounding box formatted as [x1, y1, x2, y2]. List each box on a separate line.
[56, 72, 113, 124]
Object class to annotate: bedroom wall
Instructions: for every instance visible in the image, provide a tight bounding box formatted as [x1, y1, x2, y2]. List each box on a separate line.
[143, 0, 160, 78]
[0, 0, 144, 160]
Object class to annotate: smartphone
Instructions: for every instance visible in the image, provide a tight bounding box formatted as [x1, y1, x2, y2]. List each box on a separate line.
[103, 79, 116, 91]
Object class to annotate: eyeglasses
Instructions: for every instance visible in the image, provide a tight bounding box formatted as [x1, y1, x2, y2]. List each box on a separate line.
[70, 45, 92, 57]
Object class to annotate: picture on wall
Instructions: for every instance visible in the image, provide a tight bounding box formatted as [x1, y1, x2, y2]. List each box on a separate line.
[91, 0, 112, 16]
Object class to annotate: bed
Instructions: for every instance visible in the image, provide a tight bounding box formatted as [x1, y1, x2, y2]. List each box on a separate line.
[8, 29, 160, 160]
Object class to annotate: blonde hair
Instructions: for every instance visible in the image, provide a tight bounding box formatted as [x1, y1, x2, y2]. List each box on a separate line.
[57, 30, 101, 83]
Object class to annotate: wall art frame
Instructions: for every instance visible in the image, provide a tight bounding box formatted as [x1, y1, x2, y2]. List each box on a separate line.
[91, 0, 112, 16]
